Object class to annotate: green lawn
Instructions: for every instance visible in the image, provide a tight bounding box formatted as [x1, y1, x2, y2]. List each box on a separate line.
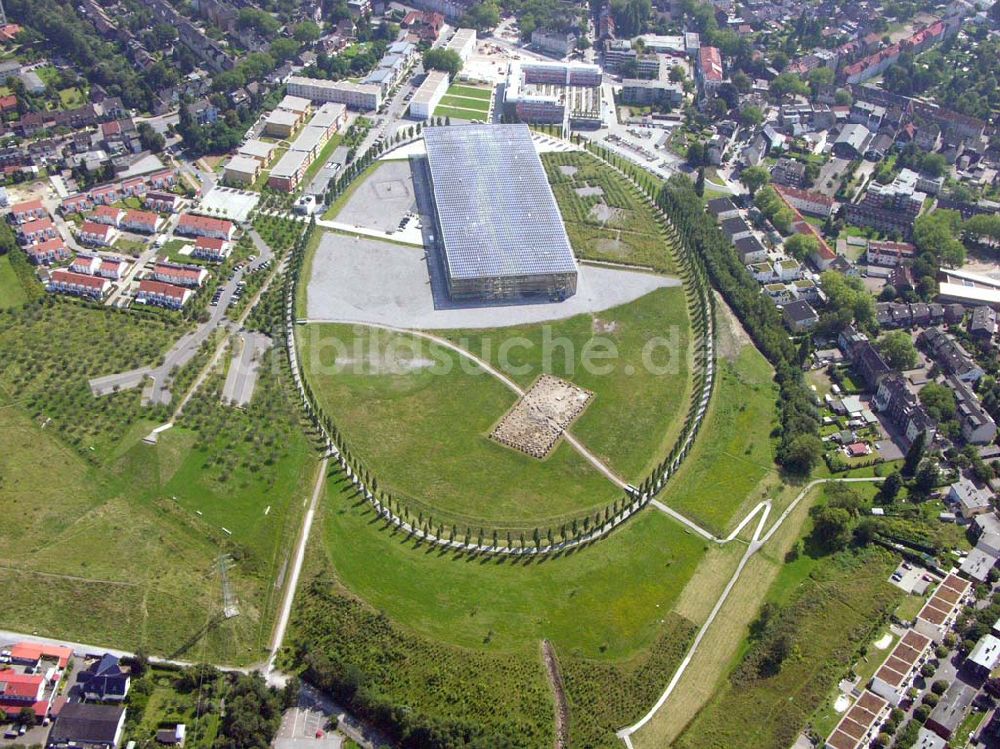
[298, 134, 343, 194]
[123, 666, 223, 749]
[441, 286, 692, 481]
[447, 84, 493, 100]
[661, 339, 778, 535]
[314, 471, 707, 656]
[298, 323, 621, 529]
[0, 254, 27, 309]
[438, 94, 489, 112]
[434, 104, 489, 122]
[673, 547, 902, 749]
[542, 151, 676, 273]
[58, 87, 86, 109]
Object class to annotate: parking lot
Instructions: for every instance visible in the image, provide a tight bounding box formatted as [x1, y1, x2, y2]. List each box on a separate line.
[274, 707, 342, 749]
[331, 159, 417, 233]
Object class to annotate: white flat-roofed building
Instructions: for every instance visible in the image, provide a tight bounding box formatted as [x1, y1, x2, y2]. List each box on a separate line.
[268, 149, 310, 192]
[446, 28, 477, 61]
[277, 94, 312, 116]
[307, 102, 348, 136]
[238, 139, 277, 166]
[286, 76, 382, 111]
[264, 109, 301, 139]
[224, 155, 262, 186]
[289, 126, 328, 160]
[410, 70, 450, 119]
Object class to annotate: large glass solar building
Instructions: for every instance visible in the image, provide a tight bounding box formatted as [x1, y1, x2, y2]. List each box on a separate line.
[423, 124, 578, 302]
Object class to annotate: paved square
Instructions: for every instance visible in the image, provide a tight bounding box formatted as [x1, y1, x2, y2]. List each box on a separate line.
[305, 232, 678, 330]
[491, 375, 593, 458]
[331, 160, 416, 233]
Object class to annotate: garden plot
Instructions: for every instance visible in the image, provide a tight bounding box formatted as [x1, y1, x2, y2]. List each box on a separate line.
[491, 375, 593, 459]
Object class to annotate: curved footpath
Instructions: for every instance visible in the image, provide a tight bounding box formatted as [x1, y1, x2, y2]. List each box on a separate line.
[618, 476, 886, 747]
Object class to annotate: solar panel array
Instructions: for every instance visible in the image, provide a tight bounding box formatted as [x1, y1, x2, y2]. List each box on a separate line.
[423, 124, 577, 281]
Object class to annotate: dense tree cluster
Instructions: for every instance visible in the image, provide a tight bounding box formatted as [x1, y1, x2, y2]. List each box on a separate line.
[658, 176, 821, 475]
[8, 0, 156, 110]
[422, 48, 463, 78]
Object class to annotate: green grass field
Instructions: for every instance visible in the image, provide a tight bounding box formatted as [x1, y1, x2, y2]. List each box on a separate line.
[661, 338, 778, 535]
[434, 104, 489, 122]
[542, 151, 676, 273]
[441, 286, 692, 481]
[298, 323, 620, 528]
[447, 84, 493, 100]
[438, 94, 490, 112]
[0, 254, 27, 309]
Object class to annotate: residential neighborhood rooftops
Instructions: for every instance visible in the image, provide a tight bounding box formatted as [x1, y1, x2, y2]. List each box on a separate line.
[827, 690, 888, 749]
[9, 641, 73, 668]
[47, 702, 125, 747]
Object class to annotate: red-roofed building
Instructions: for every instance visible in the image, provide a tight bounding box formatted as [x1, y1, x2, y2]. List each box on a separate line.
[89, 184, 121, 205]
[0, 24, 24, 43]
[191, 236, 231, 262]
[48, 269, 111, 299]
[773, 184, 835, 218]
[176, 213, 235, 241]
[61, 194, 93, 215]
[153, 262, 208, 288]
[24, 238, 70, 265]
[101, 120, 122, 139]
[19, 217, 57, 243]
[0, 669, 46, 719]
[78, 221, 117, 247]
[10, 199, 47, 224]
[120, 177, 146, 197]
[146, 170, 176, 190]
[8, 642, 73, 670]
[145, 192, 179, 213]
[867, 240, 917, 267]
[121, 209, 160, 234]
[136, 279, 192, 309]
[91, 205, 125, 227]
[98, 257, 128, 280]
[696, 46, 724, 98]
[401, 10, 444, 42]
[772, 189, 837, 270]
[70, 254, 102, 275]
[0, 95, 18, 113]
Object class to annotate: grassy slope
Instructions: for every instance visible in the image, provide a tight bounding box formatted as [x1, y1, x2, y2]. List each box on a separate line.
[662, 342, 778, 535]
[442, 286, 692, 481]
[0, 254, 26, 309]
[317, 480, 706, 658]
[298, 323, 620, 526]
[672, 547, 901, 749]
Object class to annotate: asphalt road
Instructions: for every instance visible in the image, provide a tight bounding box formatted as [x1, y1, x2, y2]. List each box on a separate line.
[221, 331, 273, 406]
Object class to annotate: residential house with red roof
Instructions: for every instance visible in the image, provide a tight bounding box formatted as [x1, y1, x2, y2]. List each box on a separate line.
[91, 205, 125, 227]
[9, 199, 47, 224]
[78, 221, 117, 247]
[136, 279, 192, 309]
[19, 217, 57, 244]
[61, 194, 93, 215]
[70, 254, 102, 275]
[97, 257, 128, 280]
[145, 192, 179, 213]
[89, 184, 121, 205]
[24, 238, 70, 265]
[146, 170, 176, 190]
[191, 236, 231, 262]
[0, 669, 47, 719]
[120, 209, 161, 234]
[48, 269, 111, 299]
[120, 177, 146, 197]
[153, 262, 208, 288]
[8, 643, 73, 670]
[176, 213, 235, 241]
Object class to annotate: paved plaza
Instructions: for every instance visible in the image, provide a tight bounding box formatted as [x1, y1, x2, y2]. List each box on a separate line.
[304, 232, 680, 330]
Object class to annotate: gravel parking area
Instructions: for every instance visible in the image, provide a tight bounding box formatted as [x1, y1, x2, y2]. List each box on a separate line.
[304, 232, 680, 330]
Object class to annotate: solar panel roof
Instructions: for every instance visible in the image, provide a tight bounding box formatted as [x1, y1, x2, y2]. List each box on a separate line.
[423, 124, 577, 281]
